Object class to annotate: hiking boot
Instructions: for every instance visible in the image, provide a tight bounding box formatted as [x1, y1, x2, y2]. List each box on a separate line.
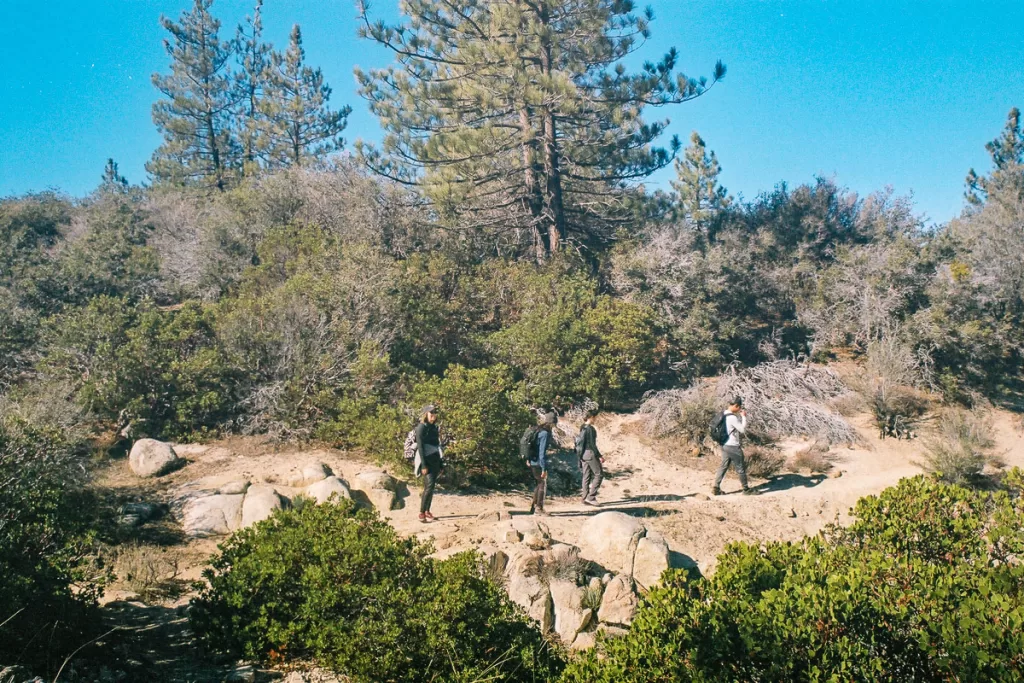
[711, 487, 723, 496]
[424, 511, 436, 521]
[418, 513, 429, 523]
[534, 508, 550, 517]
[582, 497, 598, 507]
[742, 488, 760, 496]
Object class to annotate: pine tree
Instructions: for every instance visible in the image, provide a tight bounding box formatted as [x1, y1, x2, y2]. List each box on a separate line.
[966, 107, 1023, 205]
[233, 0, 274, 174]
[148, 0, 238, 191]
[671, 131, 731, 228]
[261, 25, 350, 168]
[100, 158, 129, 192]
[356, 0, 725, 262]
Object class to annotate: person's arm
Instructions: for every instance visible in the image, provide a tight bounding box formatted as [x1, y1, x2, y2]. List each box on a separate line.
[536, 429, 549, 471]
[414, 422, 426, 459]
[725, 413, 746, 438]
[593, 426, 602, 460]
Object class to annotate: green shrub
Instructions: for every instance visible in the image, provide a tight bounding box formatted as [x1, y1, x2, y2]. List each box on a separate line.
[190, 500, 561, 683]
[0, 417, 104, 670]
[562, 476, 1024, 682]
[409, 364, 533, 487]
[922, 408, 995, 486]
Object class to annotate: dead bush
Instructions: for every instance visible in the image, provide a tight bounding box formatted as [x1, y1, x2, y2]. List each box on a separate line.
[540, 546, 591, 586]
[790, 443, 835, 473]
[871, 387, 929, 440]
[923, 409, 995, 486]
[745, 446, 786, 479]
[113, 543, 180, 601]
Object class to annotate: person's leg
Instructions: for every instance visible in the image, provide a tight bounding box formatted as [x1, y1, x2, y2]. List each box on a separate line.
[421, 458, 438, 515]
[731, 447, 749, 490]
[712, 448, 731, 492]
[536, 470, 547, 512]
[587, 458, 604, 500]
[530, 465, 543, 511]
[581, 458, 594, 502]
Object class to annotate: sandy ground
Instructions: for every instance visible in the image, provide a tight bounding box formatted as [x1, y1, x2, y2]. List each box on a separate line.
[96, 407, 1024, 589]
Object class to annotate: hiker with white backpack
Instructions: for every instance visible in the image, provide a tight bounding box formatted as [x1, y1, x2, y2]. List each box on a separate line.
[409, 404, 443, 523]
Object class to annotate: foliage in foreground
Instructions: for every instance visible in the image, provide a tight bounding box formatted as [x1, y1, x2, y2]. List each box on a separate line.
[562, 475, 1024, 682]
[190, 499, 562, 683]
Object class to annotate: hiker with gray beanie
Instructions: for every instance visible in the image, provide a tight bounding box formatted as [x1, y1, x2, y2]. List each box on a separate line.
[712, 397, 759, 496]
[525, 411, 557, 516]
[414, 405, 443, 522]
[577, 409, 603, 505]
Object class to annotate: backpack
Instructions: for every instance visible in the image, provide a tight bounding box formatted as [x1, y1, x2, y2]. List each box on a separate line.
[519, 425, 540, 460]
[710, 412, 730, 445]
[574, 425, 588, 458]
[403, 429, 418, 461]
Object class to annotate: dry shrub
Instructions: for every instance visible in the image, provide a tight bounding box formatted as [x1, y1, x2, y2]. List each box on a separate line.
[829, 392, 866, 417]
[923, 409, 995, 486]
[641, 361, 859, 447]
[790, 443, 835, 473]
[540, 546, 591, 586]
[113, 543, 180, 601]
[745, 446, 786, 479]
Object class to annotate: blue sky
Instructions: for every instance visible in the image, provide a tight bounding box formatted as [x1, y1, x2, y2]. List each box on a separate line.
[1, 1, 1021, 226]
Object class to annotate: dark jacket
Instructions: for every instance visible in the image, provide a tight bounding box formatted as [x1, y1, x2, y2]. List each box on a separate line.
[414, 421, 440, 460]
[579, 423, 600, 459]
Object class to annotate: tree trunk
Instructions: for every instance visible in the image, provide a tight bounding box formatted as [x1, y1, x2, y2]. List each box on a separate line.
[538, 26, 566, 253]
[520, 106, 548, 263]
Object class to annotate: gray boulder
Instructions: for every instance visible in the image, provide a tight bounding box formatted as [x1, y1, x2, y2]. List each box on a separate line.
[506, 573, 554, 633]
[241, 485, 284, 528]
[219, 479, 251, 495]
[549, 579, 593, 644]
[128, 439, 183, 478]
[182, 494, 243, 537]
[597, 575, 638, 626]
[571, 631, 597, 651]
[578, 512, 646, 576]
[304, 476, 352, 504]
[287, 462, 330, 488]
[633, 531, 671, 590]
[355, 470, 397, 492]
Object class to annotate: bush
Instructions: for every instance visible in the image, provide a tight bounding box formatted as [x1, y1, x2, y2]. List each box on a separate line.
[190, 500, 561, 683]
[561, 476, 1024, 682]
[789, 442, 834, 473]
[923, 408, 995, 485]
[744, 445, 785, 479]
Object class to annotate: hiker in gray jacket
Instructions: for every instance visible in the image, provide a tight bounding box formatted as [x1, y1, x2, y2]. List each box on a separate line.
[579, 409, 603, 505]
[414, 405, 442, 522]
[712, 397, 759, 496]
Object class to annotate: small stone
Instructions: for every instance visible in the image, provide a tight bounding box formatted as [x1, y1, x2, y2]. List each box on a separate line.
[601, 573, 612, 585]
[522, 530, 551, 550]
[117, 514, 142, 527]
[692, 493, 711, 501]
[502, 529, 524, 544]
[225, 663, 256, 682]
[476, 509, 510, 522]
[789, 508, 798, 518]
[831, 470, 844, 479]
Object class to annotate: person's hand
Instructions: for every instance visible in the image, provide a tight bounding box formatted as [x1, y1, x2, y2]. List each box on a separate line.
[421, 468, 428, 476]
[740, 409, 747, 417]
[541, 470, 548, 479]
[600, 458, 605, 464]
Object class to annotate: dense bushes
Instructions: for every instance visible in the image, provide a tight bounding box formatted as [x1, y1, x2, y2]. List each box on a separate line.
[191, 500, 561, 682]
[561, 475, 1024, 682]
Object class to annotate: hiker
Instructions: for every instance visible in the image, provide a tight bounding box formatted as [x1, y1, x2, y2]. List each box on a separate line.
[712, 397, 759, 496]
[414, 404, 443, 522]
[577, 409, 603, 506]
[525, 411, 557, 516]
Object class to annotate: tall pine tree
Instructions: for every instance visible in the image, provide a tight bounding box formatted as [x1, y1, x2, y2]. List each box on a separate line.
[148, 0, 238, 191]
[966, 107, 1023, 206]
[356, 0, 724, 262]
[671, 131, 731, 229]
[261, 25, 350, 168]
[233, 0, 274, 174]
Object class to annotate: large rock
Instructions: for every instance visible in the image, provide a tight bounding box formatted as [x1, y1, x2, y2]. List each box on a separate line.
[287, 462, 330, 488]
[507, 573, 554, 633]
[182, 494, 243, 537]
[512, 517, 551, 550]
[578, 512, 646, 576]
[597, 575, 638, 626]
[305, 476, 352, 504]
[505, 547, 543, 578]
[477, 545, 509, 576]
[633, 531, 671, 590]
[241, 485, 284, 527]
[549, 579, 594, 644]
[364, 488, 398, 512]
[571, 631, 597, 651]
[219, 479, 251, 495]
[128, 439, 183, 478]
[355, 470, 398, 492]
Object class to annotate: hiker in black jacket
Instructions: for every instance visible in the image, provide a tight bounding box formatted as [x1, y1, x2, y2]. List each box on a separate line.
[414, 405, 442, 523]
[579, 409, 603, 505]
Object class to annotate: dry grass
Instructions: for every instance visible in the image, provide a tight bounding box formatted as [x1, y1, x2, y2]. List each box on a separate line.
[922, 409, 995, 486]
[540, 546, 591, 586]
[744, 446, 786, 479]
[112, 543, 181, 601]
[789, 443, 835, 473]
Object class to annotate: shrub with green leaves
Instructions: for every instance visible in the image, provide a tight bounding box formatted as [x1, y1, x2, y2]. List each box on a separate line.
[190, 500, 561, 683]
[562, 475, 1024, 682]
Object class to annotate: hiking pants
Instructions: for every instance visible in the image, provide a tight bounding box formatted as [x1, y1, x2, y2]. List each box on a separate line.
[530, 465, 547, 511]
[581, 452, 603, 499]
[714, 445, 748, 490]
[420, 453, 442, 513]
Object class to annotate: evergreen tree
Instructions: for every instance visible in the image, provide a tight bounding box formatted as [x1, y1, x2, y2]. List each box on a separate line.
[148, 0, 238, 191]
[966, 107, 1023, 205]
[671, 131, 730, 229]
[356, 0, 725, 262]
[261, 25, 350, 168]
[233, 0, 273, 174]
[100, 158, 129, 192]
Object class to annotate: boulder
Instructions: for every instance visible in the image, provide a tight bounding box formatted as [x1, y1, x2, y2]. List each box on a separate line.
[571, 631, 597, 651]
[549, 579, 594, 644]
[355, 470, 398, 492]
[304, 476, 352, 504]
[476, 509, 511, 522]
[287, 462, 331, 488]
[633, 531, 671, 590]
[225, 664, 256, 682]
[219, 479, 251, 495]
[241, 485, 284, 528]
[505, 547, 543, 578]
[513, 517, 551, 550]
[477, 545, 509, 575]
[506, 573, 554, 633]
[498, 527, 523, 544]
[128, 439, 182, 478]
[578, 512, 646, 576]
[364, 488, 398, 512]
[182, 494, 243, 537]
[596, 623, 629, 639]
[597, 575, 638, 626]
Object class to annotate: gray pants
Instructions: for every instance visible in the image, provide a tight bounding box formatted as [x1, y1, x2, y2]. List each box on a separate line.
[581, 453, 603, 500]
[529, 465, 547, 510]
[714, 445, 748, 490]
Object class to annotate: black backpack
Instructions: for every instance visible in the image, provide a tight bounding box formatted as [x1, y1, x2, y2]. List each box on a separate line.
[574, 425, 589, 458]
[710, 412, 730, 445]
[519, 425, 540, 460]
